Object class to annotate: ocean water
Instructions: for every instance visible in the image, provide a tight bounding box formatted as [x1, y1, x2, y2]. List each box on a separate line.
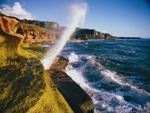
[53, 39, 150, 113]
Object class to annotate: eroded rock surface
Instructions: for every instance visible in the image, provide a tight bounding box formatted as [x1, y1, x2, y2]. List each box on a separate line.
[0, 58, 45, 113]
[0, 13, 73, 113]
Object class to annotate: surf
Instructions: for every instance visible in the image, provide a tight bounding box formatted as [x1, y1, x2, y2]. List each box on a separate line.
[65, 51, 150, 113]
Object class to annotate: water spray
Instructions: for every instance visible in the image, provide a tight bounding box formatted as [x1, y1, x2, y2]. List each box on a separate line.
[41, 3, 88, 70]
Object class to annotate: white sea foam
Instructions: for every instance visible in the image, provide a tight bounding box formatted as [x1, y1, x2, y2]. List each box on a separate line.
[101, 69, 124, 85]
[90, 58, 150, 96]
[65, 53, 139, 113]
[69, 53, 150, 96]
[68, 52, 79, 63]
[66, 65, 135, 113]
[65, 53, 150, 112]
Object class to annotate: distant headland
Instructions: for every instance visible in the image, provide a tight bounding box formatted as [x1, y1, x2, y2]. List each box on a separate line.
[0, 13, 142, 44]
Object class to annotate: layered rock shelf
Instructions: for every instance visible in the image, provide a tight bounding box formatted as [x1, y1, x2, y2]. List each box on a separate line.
[0, 13, 94, 113]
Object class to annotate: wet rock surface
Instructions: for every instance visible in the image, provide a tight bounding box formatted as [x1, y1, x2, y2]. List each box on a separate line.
[50, 70, 94, 113]
[50, 56, 69, 71]
[50, 56, 94, 113]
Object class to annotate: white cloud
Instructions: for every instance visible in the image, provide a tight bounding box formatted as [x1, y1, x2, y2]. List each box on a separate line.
[0, 2, 33, 20]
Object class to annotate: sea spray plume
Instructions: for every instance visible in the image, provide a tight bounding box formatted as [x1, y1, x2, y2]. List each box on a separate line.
[41, 3, 88, 70]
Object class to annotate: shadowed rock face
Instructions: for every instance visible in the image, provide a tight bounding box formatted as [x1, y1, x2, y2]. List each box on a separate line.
[49, 56, 94, 113]
[50, 70, 94, 113]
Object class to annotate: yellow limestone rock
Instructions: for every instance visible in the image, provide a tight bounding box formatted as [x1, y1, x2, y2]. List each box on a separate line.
[0, 13, 73, 113]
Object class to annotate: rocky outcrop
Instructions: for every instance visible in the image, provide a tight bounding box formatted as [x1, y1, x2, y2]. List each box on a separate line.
[12, 17, 114, 43]
[50, 56, 69, 71]
[0, 13, 23, 65]
[49, 57, 94, 113]
[72, 28, 113, 40]
[0, 13, 73, 113]
[19, 20, 63, 44]
[0, 13, 19, 33]
[18, 22, 58, 44]
[0, 14, 114, 44]
[0, 57, 74, 113]
[0, 13, 94, 113]
[50, 70, 94, 113]
[22, 20, 59, 30]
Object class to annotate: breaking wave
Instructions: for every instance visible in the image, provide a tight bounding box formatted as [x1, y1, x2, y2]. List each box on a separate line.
[65, 52, 150, 113]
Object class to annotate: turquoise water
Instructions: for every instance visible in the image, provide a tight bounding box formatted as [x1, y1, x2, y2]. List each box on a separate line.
[61, 39, 150, 113]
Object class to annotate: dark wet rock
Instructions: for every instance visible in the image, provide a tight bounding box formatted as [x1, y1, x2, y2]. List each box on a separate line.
[49, 69, 94, 113]
[50, 56, 94, 113]
[50, 56, 69, 71]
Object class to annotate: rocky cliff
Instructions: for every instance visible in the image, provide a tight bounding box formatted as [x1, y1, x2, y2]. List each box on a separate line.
[72, 28, 113, 40]
[18, 20, 58, 44]
[0, 13, 73, 113]
[1, 15, 114, 44]
[49, 56, 94, 113]
[19, 20, 114, 41]
[19, 21, 114, 42]
[0, 13, 23, 65]
[0, 13, 94, 113]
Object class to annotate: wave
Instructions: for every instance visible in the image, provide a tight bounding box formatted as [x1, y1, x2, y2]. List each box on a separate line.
[65, 59, 136, 113]
[65, 52, 150, 113]
[90, 58, 150, 96]
[68, 52, 80, 63]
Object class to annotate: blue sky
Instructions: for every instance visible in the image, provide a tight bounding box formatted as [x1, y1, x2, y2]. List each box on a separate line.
[0, 0, 150, 38]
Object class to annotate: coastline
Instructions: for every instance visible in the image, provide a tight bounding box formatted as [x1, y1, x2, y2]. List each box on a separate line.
[1, 12, 148, 113]
[0, 13, 94, 113]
